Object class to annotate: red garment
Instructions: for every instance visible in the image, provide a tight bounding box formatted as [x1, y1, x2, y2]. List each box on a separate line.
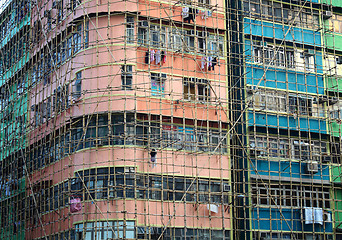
[70, 198, 82, 213]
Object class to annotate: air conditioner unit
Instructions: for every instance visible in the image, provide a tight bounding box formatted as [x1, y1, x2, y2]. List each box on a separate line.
[97, 139, 105, 146]
[305, 49, 315, 56]
[323, 211, 332, 222]
[223, 184, 231, 192]
[337, 56, 342, 64]
[322, 155, 331, 163]
[306, 161, 319, 174]
[323, 11, 333, 19]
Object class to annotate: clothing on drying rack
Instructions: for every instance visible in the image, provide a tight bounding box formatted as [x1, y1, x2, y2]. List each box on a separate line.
[201, 57, 206, 70]
[212, 57, 218, 70]
[155, 50, 161, 64]
[182, 7, 189, 19]
[150, 49, 155, 62]
[145, 51, 149, 64]
[184, 8, 195, 23]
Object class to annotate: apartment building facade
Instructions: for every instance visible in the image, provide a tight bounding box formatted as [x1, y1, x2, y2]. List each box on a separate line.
[0, 0, 30, 239]
[230, 0, 336, 239]
[2, 0, 342, 239]
[24, 0, 231, 239]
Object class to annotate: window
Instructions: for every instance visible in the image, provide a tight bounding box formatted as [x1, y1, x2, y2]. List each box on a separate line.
[252, 181, 330, 209]
[71, 167, 229, 203]
[249, 135, 289, 158]
[289, 95, 311, 115]
[244, 0, 319, 29]
[198, 0, 210, 6]
[286, 49, 295, 68]
[126, 16, 134, 44]
[254, 232, 332, 240]
[138, 22, 166, 48]
[151, 73, 166, 97]
[250, 89, 286, 112]
[169, 29, 195, 52]
[73, 24, 83, 54]
[121, 65, 133, 90]
[252, 42, 294, 68]
[250, 89, 324, 117]
[208, 34, 224, 56]
[183, 77, 210, 102]
[70, 0, 79, 11]
[72, 71, 82, 100]
[331, 14, 342, 33]
[249, 135, 326, 161]
[198, 31, 224, 56]
[169, 28, 184, 51]
[57, 0, 64, 22]
[292, 139, 327, 161]
[53, 85, 69, 112]
[46, 10, 52, 30]
[304, 54, 315, 71]
[75, 221, 135, 240]
[297, 8, 319, 29]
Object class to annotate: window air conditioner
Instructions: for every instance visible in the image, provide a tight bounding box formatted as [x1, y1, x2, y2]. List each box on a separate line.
[97, 139, 105, 146]
[138, 21, 148, 27]
[322, 155, 331, 163]
[306, 161, 319, 174]
[323, 11, 333, 19]
[336, 56, 342, 64]
[323, 211, 332, 222]
[223, 183, 231, 192]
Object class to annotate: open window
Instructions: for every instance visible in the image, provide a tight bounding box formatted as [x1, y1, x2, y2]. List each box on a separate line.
[151, 73, 166, 97]
[53, 85, 69, 112]
[72, 71, 82, 100]
[121, 65, 133, 90]
[183, 77, 210, 102]
[126, 16, 134, 44]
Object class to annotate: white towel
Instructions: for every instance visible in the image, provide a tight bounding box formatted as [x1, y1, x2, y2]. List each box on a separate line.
[314, 208, 323, 225]
[304, 207, 314, 224]
[207, 204, 219, 213]
[304, 207, 324, 225]
[182, 7, 189, 18]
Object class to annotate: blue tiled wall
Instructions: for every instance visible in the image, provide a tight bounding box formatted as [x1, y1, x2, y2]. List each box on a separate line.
[250, 159, 330, 181]
[244, 19, 322, 47]
[251, 208, 333, 232]
[247, 112, 327, 134]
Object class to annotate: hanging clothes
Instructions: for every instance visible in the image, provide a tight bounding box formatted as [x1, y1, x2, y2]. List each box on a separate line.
[70, 197, 82, 213]
[184, 8, 195, 23]
[207, 56, 213, 70]
[212, 57, 218, 70]
[155, 50, 161, 64]
[207, 204, 219, 213]
[182, 7, 189, 19]
[201, 57, 206, 70]
[145, 51, 149, 64]
[188, 8, 195, 23]
[161, 51, 166, 63]
[150, 50, 155, 63]
[200, 10, 208, 20]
